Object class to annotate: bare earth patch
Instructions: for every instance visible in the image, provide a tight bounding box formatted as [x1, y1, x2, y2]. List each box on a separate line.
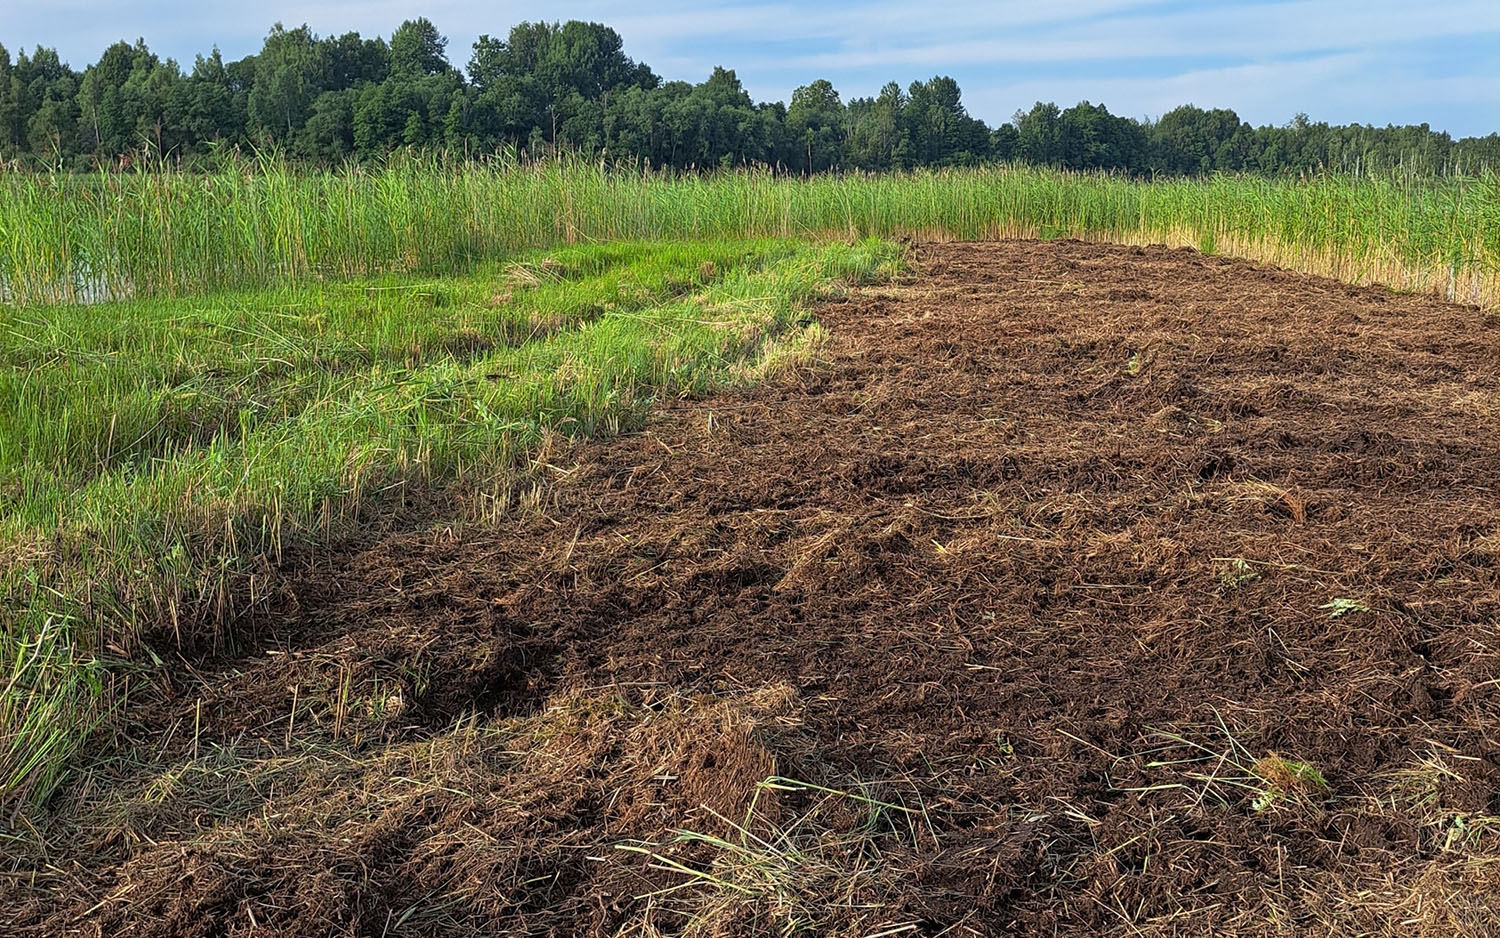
[7, 240, 1500, 937]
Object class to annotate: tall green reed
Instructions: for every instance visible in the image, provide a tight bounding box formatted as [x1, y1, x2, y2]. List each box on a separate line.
[2, 153, 1494, 308]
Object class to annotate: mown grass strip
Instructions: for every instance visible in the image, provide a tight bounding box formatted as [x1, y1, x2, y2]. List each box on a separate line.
[0, 236, 904, 812]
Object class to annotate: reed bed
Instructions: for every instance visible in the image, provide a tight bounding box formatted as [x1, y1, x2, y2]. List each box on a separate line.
[2, 155, 1495, 308]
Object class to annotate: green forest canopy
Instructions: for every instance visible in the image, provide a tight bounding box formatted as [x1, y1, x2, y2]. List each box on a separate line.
[1, 18, 1496, 175]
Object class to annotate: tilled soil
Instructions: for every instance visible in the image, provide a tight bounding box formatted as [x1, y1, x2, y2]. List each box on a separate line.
[7, 240, 1500, 937]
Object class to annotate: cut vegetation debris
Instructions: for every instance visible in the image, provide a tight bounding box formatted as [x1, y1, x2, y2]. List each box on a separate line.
[4, 239, 1500, 937]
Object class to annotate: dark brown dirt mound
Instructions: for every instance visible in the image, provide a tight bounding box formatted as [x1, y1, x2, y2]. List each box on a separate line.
[8, 241, 1500, 937]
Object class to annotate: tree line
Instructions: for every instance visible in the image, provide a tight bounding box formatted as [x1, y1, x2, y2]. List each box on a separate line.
[1, 18, 1496, 175]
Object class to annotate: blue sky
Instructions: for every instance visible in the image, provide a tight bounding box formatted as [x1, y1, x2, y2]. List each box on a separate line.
[3, 1, 1498, 136]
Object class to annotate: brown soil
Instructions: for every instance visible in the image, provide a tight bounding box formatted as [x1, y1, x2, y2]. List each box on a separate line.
[6, 240, 1500, 937]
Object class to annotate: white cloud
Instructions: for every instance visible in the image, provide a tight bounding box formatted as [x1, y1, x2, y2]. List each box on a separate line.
[777, 0, 1500, 70]
[960, 52, 1499, 130]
